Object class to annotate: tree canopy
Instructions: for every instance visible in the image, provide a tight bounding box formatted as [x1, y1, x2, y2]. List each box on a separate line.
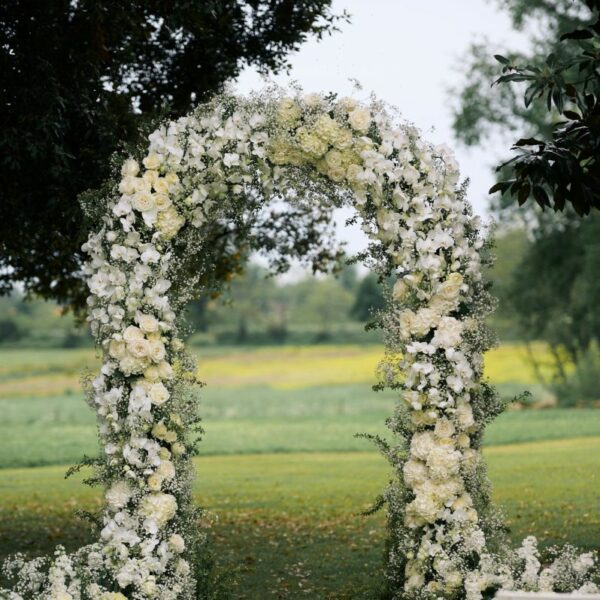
[0, 0, 347, 311]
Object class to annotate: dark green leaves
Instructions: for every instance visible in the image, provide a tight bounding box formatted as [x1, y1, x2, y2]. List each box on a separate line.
[0, 1, 347, 311]
[488, 3, 600, 216]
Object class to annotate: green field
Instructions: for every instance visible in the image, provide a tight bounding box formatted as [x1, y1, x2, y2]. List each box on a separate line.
[0, 345, 598, 598]
[0, 343, 585, 468]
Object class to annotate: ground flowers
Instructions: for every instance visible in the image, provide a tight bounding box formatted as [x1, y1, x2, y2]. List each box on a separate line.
[1, 89, 597, 599]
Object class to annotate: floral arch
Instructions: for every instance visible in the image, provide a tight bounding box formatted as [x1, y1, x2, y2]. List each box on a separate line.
[2, 89, 597, 600]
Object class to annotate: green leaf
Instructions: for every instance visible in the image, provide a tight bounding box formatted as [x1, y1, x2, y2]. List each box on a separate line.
[489, 181, 511, 194]
[560, 28, 594, 41]
[514, 138, 546, 147]
[494, 54, 511, 65]
[517, 183, 531, 205]
[532, 185, 550, 208]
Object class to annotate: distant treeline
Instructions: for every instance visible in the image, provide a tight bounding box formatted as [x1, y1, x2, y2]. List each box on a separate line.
[0, 229, 528, 348]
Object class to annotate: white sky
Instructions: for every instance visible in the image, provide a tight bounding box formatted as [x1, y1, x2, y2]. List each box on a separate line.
[235, 0, 528, 257]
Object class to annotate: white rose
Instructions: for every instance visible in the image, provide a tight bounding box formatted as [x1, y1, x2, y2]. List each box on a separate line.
[399, 309, 415, 339]
[148, 382, 170, 406]
[456, 402, 474, 429]
[131, 191, 156, 213]
[136, 313, 159, 334]
[345, 163, 363, 184]
[148, 339, 166, 363]
[392, 279, 408, 302]
[434, 418, 455, 440]
[141, 579, 157, 597]
[144, 365, 160, 381]
[152, 422, 168, 440]
[324, 149, 343, 170]
[148, 473, 162, 491]
[121, 158, 139, 177]
[119, 175, 138, 195]
[348, 108, 371, 133]
[165, 172, 179, 186]
[109, 339, 127, 360]
[143, 152, 162, 170]
[303, 93, 323, 107]
[143, 169, 159, 187]
[171, 442, 186, 456]
[175, 559, 190, 576]
[119, 355, 141, 376]
[157, 459, 175, 480]
[127, 338, 150, 359]
[153, 177, 170, 194]
[157, 360, 174, 379]
[436, 272, 463, 302]
[457, 433, 470, 448]
[169, 533, 185, 554]
[154, 193, 172, 211]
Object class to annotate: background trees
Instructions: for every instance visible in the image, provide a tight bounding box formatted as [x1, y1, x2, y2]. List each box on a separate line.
[452, 0, 600, 406]
[0, 0, 347, 311]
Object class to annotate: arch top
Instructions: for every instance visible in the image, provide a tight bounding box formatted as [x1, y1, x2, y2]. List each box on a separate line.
[107, 88, 462, 252]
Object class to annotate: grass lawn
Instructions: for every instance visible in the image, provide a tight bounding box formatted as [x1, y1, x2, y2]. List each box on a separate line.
[0, 438, 599, 598]
[0, 344, 597, 598]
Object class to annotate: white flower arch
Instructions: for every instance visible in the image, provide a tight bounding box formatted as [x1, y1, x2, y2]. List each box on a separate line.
[2, 89, 597, 600]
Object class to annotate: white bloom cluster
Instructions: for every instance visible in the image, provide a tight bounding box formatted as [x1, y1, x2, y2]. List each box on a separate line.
[2, 89, 597, 599]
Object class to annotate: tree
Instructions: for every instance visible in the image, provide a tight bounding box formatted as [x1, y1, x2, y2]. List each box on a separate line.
[0, 0, 348, 311]
[350, 273, 385, 321]
[508, 212, 600, 404]
[451, 0, 599, 215]
[486, 227, 530, 340]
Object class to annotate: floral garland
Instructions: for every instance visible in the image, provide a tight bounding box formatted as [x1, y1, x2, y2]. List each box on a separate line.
[1, 89, 597, 600]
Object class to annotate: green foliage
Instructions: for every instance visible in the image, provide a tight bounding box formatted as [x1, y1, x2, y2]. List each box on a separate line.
[552, 341, 600, 406]
[0, 0, 348, 311]
[452, 0, 599, 214]
[350, 273, 385, 322]
[0, 294, 91, 348]
[485, 228, 530, 340]
[491, 20, 600, 214]
[505, 212, 600, 404]
[186, 264, 373, 345]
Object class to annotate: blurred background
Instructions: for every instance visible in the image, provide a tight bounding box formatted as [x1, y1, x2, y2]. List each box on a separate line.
[1, 1, 599, 598]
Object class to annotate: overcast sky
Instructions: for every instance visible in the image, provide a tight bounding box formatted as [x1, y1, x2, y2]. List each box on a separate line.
[235, 0, 528, 256]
